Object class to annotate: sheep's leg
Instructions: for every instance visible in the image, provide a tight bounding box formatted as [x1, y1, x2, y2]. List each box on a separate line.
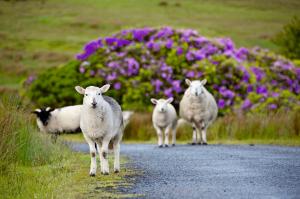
[85, 137, 97, 176]
[192, 124, 197, 145]
[154, 125, 163, 147]
[113, 140, 121, 173]
[101, 137, 110, 174]
[96, 142, 104, 173]
[171, 127, 177, 146]
[164, 126, 171, 147]
[196, 128, 202, 145]
[201, 128, 208, 145]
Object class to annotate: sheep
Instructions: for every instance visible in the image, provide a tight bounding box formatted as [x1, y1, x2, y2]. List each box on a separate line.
[75, 84, 124, 176]
[32, 105, 82, 141]
[151, 97, 178, 147]
[179, 79, 218, 145]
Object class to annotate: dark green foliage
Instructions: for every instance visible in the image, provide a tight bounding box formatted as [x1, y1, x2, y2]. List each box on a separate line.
[272, 16, 300, 59]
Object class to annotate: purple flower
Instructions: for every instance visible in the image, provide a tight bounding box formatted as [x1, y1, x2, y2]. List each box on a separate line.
[242, 99, 252, 110]
[235, 47, 249, 61]
[217, 38, 234, 51]
[125, 58, 139, 75]
[193, 50, 205, 60]
[194, 36, 208, 47]
[218, 99, 225, 109]
[151, 79, 163, 93]
[164, 88, 173, 98]
[132, 28, 151, 41]
[247, 85, 253, 93]
[153, 42, 161, 52]
[251, 67, 265, 81]
[114, 82, 121, 90]
[268, 104, 277, 110]
[156, 27, 173, 39]
[165, 39, 173, 49]
[106, 72, 117, 81]
[105, 37, 117, 46]
[172, 80, 182, 93]
[25, 75, 36, 84]
[90, 70, 95, 76]
[108, 61, 120, 69]
[79, 66, 85, 74]
[177, 47, 183, 55]
[117, 39, 131, 48]
[76, 40, 99, 60]
[146, 40, 154, 49]
[256, 85, 268, 95]
[271, 92, 279, 98]
[186, 71, 195, 78]
[185, 51, 194, 61]
[219, 87, 235, 99]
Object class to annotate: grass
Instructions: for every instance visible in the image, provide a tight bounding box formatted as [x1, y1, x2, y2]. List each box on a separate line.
[60, 110, 300, 146]
[0, 95, 139, 198]
[1, 0, 300, 91]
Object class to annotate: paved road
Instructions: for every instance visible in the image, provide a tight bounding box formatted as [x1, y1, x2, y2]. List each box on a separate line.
[69, 143, 300, 199]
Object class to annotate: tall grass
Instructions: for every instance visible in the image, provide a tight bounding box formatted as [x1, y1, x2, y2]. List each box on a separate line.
[0, 95, 70, 198]
[124, 110, 300, 145]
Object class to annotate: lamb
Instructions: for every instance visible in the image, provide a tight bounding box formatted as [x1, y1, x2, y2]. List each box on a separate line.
[75, 84, 124, 176]
[151, 97, 177, 147]
[32, 105, 82, 138]
[179, 79, 218, 145]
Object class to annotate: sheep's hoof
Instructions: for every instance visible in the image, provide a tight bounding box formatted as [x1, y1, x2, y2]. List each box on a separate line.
[165, 144, 169, 147]
[114, 170, 120, 173]
[172, 144, 175, 147]
[102, 172, 109, 175]
[191, 142, 196, 145]
[89, 173, 96, 177]
[203, 142, 208, 145]
[159, 145, 163, 148]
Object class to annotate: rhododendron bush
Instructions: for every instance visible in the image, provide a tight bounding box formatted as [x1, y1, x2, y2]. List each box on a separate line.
[26, 27, 300, 114]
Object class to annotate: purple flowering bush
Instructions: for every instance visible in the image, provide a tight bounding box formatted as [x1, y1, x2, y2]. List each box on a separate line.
[27, 27, 300, 114]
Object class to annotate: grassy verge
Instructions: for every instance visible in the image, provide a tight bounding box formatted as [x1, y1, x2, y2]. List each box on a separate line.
[0, 96, 139, 199]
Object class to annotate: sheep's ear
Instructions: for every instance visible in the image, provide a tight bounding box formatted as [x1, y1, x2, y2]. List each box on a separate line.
[166, 97, 174, 104]
[100, 84, 110, 93]
[201, 79, 207, 85]
[185, 79, 192, 86]
[46, 107, 55, 112]
[75, 86, 85, 95]
[31, 109, 41, 115]
[151, 98, 158, 104]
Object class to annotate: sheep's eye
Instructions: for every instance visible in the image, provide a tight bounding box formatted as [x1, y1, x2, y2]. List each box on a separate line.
[98, 93, 101, 95]
[85, 94, 88, 96]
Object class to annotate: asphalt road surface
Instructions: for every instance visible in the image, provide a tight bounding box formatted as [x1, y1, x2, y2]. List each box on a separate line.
[69, 143, 300, 199]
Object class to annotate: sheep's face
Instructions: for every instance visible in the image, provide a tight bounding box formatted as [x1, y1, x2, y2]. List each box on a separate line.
[185, 79, 207, 97]
[32, 107, 54, 126]
[75, 84, 110, 109]
[151, 98, 173, 113]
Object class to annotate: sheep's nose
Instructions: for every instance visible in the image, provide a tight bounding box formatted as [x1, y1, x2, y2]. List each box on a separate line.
[195, 92, 198, 96]
[92, 102, 97, 108]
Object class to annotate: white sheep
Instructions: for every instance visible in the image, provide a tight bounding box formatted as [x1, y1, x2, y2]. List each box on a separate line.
[151, 97, 178, 147]
[75, 84, 124, 176]
[179, 79, 218, 145]
[32, 105, 82, 134]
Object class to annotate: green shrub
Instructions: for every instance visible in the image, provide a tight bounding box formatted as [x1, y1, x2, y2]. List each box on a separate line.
[272, 16, 300, 59]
